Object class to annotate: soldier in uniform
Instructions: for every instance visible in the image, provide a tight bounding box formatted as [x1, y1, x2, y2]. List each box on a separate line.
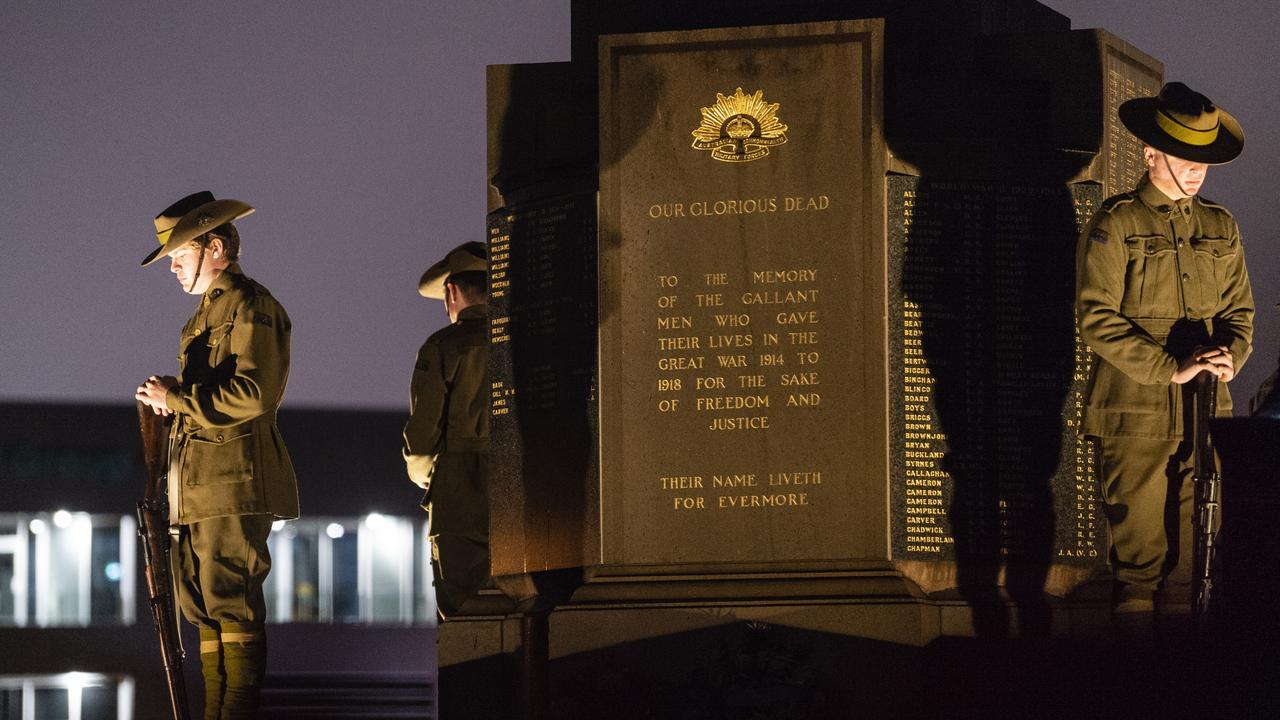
[1076, 83, 1252, 623]
[403, 242, 491, 618]
[135, 191, 298, 718]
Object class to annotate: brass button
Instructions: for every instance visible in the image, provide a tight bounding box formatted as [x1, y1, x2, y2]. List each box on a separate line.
[1182, 273, 1190, 281]
[216, 434, 224, 442]
[1185, 307, 1193, 315]
[1213, 249, 1220, 257]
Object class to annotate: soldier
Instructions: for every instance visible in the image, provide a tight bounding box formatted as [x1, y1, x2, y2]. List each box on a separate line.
[1076, 83, 1252, 623]
[135, 191, 298, 719]
[403, 242, 491, 618]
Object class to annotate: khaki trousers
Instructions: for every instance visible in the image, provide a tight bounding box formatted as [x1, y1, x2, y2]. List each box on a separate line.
[1098, 436, 1195, 603]
[173, 514, 273, 630]
[426, 452, 490, 619]
[174, 515, 273, 719]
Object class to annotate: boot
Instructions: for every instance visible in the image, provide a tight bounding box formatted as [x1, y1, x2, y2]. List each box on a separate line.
[220, 622, 266, 719]
[198, 626, 224, 720]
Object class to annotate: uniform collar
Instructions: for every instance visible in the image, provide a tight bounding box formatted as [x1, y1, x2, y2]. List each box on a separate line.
[456, 303, 488, 321]
[1135, 173, 1193, 217]
[201, 263, 242, 303]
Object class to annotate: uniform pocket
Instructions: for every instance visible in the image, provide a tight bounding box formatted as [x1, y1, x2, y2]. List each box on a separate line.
[1086, 361, 1169, 413]
[1123, 235, 1176, 316]
[205, 321, 235, 366]
[1190, 236, 1237, 292]
[185, 429, 254, 485]
[205, 321, 234, 347]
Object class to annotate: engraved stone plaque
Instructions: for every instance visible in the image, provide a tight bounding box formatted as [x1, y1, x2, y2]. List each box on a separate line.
[886, 177, 1105, 575]
[488, 194, 599, 577]
[1100, 39, 1162, 195]
[599, 20, 887, 566]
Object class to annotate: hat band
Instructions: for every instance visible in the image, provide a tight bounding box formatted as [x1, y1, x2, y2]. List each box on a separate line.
[156, 227, 173, 246]
[1155, 110, 1219, 147]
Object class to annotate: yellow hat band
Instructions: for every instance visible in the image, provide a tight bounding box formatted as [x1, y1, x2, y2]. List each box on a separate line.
[1156, 109, 1219, 147]
[156, 227, 173, 246]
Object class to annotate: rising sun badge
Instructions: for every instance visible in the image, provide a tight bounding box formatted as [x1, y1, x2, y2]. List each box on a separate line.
[691, 87, 789, 163]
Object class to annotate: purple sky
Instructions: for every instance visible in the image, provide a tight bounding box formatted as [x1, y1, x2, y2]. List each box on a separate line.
[2, 0, 1276, 410]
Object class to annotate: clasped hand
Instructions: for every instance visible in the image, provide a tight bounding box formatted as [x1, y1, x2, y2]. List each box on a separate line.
[135, 375, 178, 415]
[1171, 345, 1234, 385]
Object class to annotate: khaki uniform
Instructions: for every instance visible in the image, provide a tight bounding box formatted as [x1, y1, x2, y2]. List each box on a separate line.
[404, 303, 490, 617]
[164, 263, 297, 717]
[166, 263, 298, 523]
[1077, 174, 1253, 604]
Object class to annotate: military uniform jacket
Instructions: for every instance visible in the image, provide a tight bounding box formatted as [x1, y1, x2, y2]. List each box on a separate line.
[1076, 174, 1254, 439]
[403, 304, 490, 535]
[164, 264, 299, 523]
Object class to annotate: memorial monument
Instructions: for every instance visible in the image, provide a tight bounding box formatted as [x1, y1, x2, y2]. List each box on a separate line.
[446, 1, 1168, 716]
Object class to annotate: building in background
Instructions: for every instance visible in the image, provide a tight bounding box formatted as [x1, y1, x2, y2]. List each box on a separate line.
[0, 403, 435, 719]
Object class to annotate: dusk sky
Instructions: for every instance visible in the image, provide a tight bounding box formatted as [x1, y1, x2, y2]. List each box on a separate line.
[2, 0, 1277, 411]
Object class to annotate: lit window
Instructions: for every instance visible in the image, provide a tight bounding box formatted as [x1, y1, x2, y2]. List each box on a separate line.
[0, 513, 135, 628]
[264, 515, 435, 625]
[0, 672, 134, 720]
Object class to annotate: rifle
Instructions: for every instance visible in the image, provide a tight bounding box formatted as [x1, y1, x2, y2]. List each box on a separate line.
[136, 400, 192, 720]
[1191, 370, 1222, 625]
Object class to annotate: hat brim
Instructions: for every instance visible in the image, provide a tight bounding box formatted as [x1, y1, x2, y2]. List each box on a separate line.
[418, 243, 488, 298]
[418, 259, 450, 299]
[1118, 98, 1244, 165]
[141, 199, 254, 267]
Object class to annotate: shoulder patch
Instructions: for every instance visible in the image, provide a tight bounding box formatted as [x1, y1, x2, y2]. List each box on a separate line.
[254, 312, 274, 328]
[1088, 227, 1109, 245]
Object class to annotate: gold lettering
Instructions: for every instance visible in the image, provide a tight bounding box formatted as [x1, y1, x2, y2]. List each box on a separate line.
[661, 476, 704, 490]
[785, 393, 821, 407]
[696, 395, 770, 411]
[712, 474, 757, 488]
[751, 269, 819, 284]
[768, 471, 822, 486]
[657, 356, 705, 371]
[717, 492, 809, 508]
[708, 415, 771, 431]
[740, 289, 819, 305]
[775, 310, 818, 324]
[782, 196, 831, 212]
[713, 313, 750, 327]
[658, 336, 699, 351]
[657, 316, 693, 330]
[780, 372, 819, 386]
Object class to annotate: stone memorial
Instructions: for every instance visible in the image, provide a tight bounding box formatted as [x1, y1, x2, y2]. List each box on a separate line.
[597, 20, 888, 567]
[442, 2, 1167, 716]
